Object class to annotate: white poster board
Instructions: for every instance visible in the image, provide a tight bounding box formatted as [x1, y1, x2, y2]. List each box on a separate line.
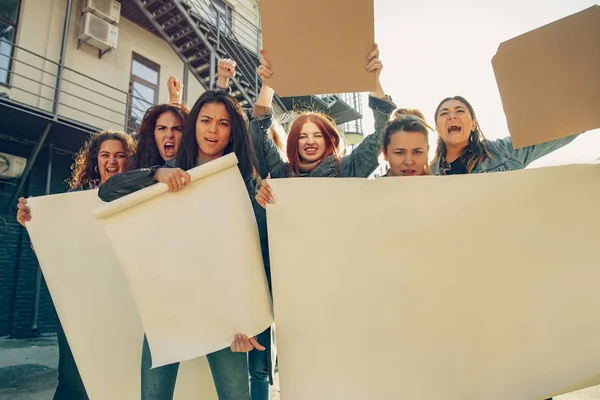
[26, 190, 218, 400]
[267, 164, 600, 400]
[94, 154, 273, 367]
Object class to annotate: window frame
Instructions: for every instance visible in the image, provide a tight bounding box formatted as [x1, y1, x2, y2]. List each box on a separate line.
[126, 52, 160, 134]
[211, 0, 233, 35]
[0, 0, 23, 88]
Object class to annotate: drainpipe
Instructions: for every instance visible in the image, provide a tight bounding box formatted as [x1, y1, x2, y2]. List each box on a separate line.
[31, 143, 53, 332]
[52, 0, 73, 116]
[183, 62, 189, 103]
[209, 50, 216, 90]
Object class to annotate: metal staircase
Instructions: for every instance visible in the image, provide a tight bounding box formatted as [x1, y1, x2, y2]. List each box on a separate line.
[127, 0, 363, 126]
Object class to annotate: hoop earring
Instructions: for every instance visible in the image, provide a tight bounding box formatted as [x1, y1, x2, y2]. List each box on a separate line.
[95, 166, 99, 173]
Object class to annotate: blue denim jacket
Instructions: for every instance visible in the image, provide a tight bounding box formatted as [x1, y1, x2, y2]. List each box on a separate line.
[251, 96, 391, 179]
[368, 96, 582, 174]
[430, 135, 581, 174]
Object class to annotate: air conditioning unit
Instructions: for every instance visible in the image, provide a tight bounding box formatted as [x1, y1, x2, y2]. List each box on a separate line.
[81, 0, 121, 24]
[79, 12, 118, 52]
[0, 153, 27, 179]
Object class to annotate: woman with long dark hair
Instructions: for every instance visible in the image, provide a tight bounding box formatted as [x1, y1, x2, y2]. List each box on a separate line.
[99, 90, 264, 400]
[16, 130, 135, 400]
[429, 95, 581, 175]
[98, 102, 189, 199]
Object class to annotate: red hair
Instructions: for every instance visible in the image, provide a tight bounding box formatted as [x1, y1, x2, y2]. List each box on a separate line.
[286, 112, 343, 176]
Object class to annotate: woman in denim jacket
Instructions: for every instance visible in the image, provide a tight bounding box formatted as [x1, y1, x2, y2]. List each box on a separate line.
[371, 95, 580, 175]
[431, 95, 581, 175]
[16, 131, 135, 400]
[100, 90, 265, 400]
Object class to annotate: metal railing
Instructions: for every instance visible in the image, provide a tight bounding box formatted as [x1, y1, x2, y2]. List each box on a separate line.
[184, 0, 362, 119]
[183, 0, 262, 95]
[0, 38, 151, 133]
[340, 118, 364, 135]
[316, 92, 363, 115]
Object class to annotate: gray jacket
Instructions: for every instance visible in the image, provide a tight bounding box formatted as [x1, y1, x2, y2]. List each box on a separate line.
[250, 95, 393, 178]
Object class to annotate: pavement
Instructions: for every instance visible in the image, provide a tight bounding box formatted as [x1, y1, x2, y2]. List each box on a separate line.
[1, 336, 598, 399]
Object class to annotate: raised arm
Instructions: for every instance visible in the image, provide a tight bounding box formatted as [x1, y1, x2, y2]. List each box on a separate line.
[214, 58, 236, 93]
[340, 44, 395, 177]
[247, 50, 288, 178]
[489, 133, 582, 169]
[167, 76, 183, 104]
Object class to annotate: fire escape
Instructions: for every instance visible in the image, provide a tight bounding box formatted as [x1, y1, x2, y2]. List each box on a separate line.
[123, 0, 363, 137]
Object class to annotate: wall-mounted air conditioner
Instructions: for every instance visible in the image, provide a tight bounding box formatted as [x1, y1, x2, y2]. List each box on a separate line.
[0, 152, 27, 179]
[81, 0, 121, 24]
[78, 12, 118, 52]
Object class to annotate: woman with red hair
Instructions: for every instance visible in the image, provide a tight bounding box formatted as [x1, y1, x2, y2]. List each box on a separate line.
[252, 44, 393, 181]
[252, 44, 397, 207]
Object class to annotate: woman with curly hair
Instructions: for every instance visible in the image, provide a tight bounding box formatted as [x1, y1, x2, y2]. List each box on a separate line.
[15, 130, 135, 400]
[98, 78, 190, 196]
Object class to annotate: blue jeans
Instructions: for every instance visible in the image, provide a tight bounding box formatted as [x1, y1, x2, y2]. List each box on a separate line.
[141, 335, 250, 400]
[248, 328, 271, 400]
[53, 319, 89, 400]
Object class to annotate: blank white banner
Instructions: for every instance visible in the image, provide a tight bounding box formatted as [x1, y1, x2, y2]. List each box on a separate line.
[95, 154, 273, 367]
[267, 164, 600, 400]
[26, 190, 218, 400]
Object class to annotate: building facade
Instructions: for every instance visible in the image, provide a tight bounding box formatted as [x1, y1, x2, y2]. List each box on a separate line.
[0, 0, 364, 338]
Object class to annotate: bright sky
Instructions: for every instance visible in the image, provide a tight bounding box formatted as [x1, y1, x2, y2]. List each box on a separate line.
[359, 0, 600, 172]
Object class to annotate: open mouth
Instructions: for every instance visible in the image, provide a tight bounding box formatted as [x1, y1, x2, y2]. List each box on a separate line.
[106, 167, 119, 174]
[164, 142, 175, 157]
[401, 169, 417, 176]
[447, 124, 462, 134]
[205, 137, 218, 144]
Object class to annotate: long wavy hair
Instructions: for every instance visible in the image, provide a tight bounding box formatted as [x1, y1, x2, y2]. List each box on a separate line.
[286, 112, 343, 176]
[432, 96, 491, 173]
[176, 90, 259, 179]
[130, 103, 190, 169]
[68, 130, 136, 189]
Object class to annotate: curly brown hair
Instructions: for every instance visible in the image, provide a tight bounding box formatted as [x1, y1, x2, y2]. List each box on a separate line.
[68, 130, 136, 189]
[130, 103, 190, 169]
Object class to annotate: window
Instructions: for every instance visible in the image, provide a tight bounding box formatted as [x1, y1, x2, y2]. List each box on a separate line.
[210, 0, 232, 35]
[127, 53, 160, 134]
[0, 0, 21, 86]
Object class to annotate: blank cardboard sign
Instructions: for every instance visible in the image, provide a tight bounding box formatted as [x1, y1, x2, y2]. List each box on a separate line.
[492, 6, 600, 149]
[260, 0, 376, 97]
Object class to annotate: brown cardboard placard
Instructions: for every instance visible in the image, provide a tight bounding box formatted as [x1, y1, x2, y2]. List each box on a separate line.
[492, 6, 600, 149]
[260, 0, 376, 97]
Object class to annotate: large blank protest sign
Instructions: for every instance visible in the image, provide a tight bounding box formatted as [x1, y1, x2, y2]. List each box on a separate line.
[260, 0, 375, 96]
[26, 190, 218, 400]
[95, 154, 273, 368]
[492, 6, 600, 149]
[267, 164, 600, 400]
